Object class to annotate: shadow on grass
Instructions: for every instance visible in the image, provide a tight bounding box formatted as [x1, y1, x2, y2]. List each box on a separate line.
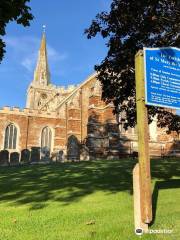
[0, 159, 135, 209]
[0, 158, 179, 210]
[150, 157, 180, 225]
[150, 178, 180, 226]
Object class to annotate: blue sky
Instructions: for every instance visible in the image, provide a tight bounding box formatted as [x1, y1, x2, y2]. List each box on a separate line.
[0, 0, 111, 108]
[0, 0, 179, 114]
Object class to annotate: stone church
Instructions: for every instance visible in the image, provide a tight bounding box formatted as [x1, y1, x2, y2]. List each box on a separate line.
[0, 33, 178, 164]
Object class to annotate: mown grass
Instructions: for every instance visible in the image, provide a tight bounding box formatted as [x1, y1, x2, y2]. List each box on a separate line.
[0, 158, 179, 240]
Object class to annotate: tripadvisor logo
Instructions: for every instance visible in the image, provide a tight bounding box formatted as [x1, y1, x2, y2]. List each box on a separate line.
[135, 228, 143, 235]
[135, 228, 173, 235]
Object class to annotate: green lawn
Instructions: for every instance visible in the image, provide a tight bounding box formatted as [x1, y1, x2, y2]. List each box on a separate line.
[0, 158, 179, 240]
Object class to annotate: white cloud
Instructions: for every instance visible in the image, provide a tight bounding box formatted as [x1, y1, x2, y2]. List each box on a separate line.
[5, 36, 39, 54]
[21, 52, 37, 72]
[4, 35, 68, 73]
[47, 45, 68, 61]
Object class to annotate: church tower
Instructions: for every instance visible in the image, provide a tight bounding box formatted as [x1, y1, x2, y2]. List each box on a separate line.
[26, 30, 54, 109]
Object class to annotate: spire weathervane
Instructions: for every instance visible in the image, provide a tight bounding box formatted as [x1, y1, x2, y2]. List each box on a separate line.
[43, 25, 46, 33]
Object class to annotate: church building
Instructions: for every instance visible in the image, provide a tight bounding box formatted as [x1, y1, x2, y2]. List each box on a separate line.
[0, 32, 178, 164]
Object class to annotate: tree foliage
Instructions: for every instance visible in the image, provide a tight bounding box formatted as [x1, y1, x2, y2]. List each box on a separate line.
[85, 0, 180, 134]
[0, 0, 33, 62]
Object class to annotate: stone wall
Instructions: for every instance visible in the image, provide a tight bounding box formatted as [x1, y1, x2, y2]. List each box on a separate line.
[0, 108, 65, 157]
[0, 75, 178, 164]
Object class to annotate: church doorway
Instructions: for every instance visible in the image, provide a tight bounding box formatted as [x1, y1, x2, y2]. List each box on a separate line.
[67, 135, 80, 161]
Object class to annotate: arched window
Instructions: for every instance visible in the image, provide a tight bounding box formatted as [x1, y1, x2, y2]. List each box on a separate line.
[4, 124, 18, 149]
[41, 127, 52, 151]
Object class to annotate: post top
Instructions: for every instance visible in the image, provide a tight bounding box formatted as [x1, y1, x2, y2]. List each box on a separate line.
[135, 50, 144, 58]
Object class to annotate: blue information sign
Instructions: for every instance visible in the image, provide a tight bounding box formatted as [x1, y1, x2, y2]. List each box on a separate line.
[144, 47, 180, 110]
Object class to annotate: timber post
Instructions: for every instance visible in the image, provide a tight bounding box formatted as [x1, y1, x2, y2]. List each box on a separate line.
[134, 50, 152, 225]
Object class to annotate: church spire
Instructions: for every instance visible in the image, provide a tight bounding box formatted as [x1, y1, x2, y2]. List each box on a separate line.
[33, 28, 50, 86]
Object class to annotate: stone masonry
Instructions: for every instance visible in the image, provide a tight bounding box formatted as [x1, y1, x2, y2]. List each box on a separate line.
[0, 32, 179, 164]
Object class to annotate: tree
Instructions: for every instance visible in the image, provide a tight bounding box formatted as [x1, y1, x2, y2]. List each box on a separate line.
[0, 0, 33, 62]
[85, 0, 180, 134]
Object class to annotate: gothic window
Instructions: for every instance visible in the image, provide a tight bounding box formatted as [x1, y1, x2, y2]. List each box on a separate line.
[120, 123, 126, 134]
[38, 93, 47, 107]
[38, 99, 42, 107]
[93, 81, 102, 96]
[41, 127, 52, 151]
[4, 124, 18, 149]
[41, 93, 47, 99]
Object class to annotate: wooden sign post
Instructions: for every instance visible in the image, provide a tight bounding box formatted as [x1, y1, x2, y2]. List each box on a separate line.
[133, 50, 152, 231]
[133, 47, 180, 233]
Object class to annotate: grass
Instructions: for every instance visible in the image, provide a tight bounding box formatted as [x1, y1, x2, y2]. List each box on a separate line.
[0, 158, 179, 240]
